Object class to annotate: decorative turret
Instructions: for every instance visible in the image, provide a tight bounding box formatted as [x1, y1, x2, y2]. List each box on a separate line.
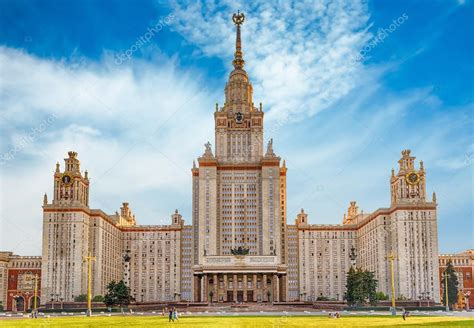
[52, 151, 89, 207]
[397, 149, 416, 173]
[343, 201, 359, 224]
[296, 208, 308, 226]
[171, 209, 183, 226]
[117, 202, 136, 226]
[43, 193, 48, 206]
[391, 149, 426, 205]
[65, 151, 80, 173]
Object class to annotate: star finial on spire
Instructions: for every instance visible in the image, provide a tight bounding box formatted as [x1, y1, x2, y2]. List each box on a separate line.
[232, 11, 245, 69]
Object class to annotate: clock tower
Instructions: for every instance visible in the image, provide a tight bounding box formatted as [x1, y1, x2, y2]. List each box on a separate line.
[52, 151, 89, 207]
[390, 149, 426, 204]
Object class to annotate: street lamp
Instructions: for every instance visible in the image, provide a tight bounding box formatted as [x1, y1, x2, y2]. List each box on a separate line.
[444, 270, 449, 312]
[385, 251, 397, 316]
[33, 274, 39, 315]
[83, 252, 96, 317]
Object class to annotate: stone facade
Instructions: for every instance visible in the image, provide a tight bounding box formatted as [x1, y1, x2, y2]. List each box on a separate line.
[34, 12, 442, 306]
[0, 252, 41, 311]
[41, 170, 185, 304]
[439, 250, 474, 309]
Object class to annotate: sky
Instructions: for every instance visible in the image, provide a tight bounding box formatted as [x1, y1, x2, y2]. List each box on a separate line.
[0, 0, 472, 256]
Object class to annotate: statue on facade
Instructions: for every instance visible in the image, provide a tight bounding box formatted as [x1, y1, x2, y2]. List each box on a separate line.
[231, 246, 250, 256]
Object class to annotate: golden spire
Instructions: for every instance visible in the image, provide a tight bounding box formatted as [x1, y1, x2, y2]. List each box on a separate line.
[232, 11, 245, 69]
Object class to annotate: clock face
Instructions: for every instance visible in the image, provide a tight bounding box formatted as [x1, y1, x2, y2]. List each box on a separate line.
[406, 172, 420, 185]
[62, 174, 73, 185]
[235, 112, 243, 123]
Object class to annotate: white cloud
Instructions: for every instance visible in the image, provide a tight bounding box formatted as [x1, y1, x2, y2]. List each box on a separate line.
[170, 0, 372, 121]
[0, 47, 215, 254]
[0, 1, 472, 255]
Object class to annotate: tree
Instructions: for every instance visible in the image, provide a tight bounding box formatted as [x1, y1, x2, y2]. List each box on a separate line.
[442, 261, 459, 309]
[345, 267, 357, 305]
[363, 271, 378, 305]
[376, 291, 389, 301]
[92, 295, 104, 302]
[345, 267, 378, 306]
[103, 280, 132, 311]
[74, 294, 87, 302]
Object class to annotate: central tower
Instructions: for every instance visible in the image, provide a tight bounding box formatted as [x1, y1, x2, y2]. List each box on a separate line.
[192, 12, 288, 303]
[214, 12, 264, 162]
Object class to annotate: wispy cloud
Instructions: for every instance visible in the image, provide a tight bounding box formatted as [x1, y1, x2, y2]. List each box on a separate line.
[0, 1, 472, 255]
[170, 0, 372, 122]
[0, 46, 216, 254]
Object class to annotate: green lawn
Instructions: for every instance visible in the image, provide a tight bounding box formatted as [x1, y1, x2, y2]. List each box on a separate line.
[1, 315, 473, 327]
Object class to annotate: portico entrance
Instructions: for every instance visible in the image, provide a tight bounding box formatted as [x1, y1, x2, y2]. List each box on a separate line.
[193, 272, 287, 303]
[193, 255, 287, 303]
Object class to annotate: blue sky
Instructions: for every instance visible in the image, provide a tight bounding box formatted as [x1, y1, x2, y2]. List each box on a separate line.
[0, 0, 472, 255]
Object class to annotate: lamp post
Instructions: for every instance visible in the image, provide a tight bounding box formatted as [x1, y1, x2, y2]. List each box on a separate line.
[385, 251, 396, 315]
[83, 252, 96, 317]
[32, 274, 39, 315]
[444, 270, 449, 312]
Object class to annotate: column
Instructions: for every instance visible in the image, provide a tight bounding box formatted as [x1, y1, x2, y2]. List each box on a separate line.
[193, 275, 196, 302]
[280, 275, 287, 302]
[223, 274, 228, 302]
[213, 274, 218, 303]
[273, 274, 279, 303]
[203, 274, 208, 302]
[243, 274, 248, 301]
[253, 274, 257, 301]
[233, 274, 238, 302]
[194, 275, 201, 302]
[263, 274, 267, 302]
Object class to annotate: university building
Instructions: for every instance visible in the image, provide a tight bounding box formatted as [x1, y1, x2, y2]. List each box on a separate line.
[0, 252, 41, 311]
[439, 250, 474, 309]
[36, 13, 441, 305]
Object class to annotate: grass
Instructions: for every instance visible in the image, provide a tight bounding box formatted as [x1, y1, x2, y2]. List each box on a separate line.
[0, 315, 473, 327]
